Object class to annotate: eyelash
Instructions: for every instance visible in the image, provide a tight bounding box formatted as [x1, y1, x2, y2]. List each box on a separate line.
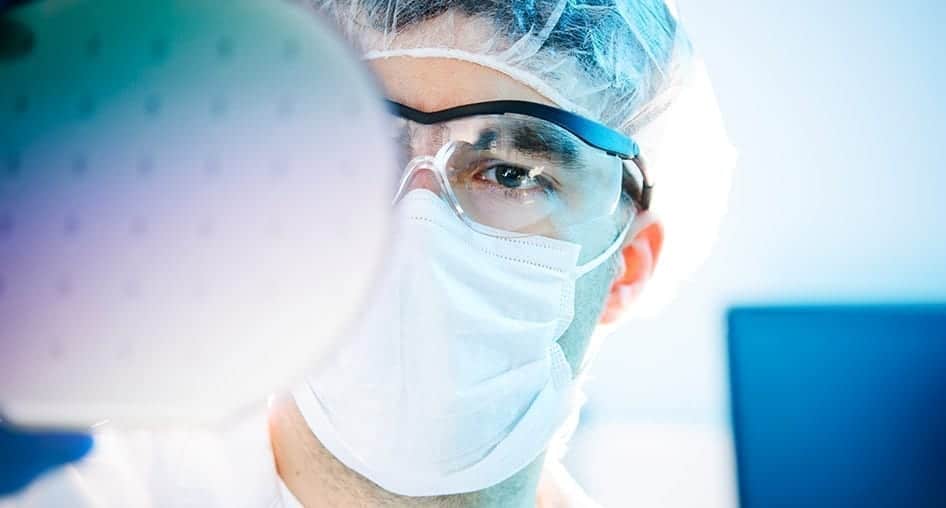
[474, 160, 559, 191]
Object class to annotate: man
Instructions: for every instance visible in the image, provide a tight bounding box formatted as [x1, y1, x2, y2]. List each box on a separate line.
[5, 0, 733, 506]
[271, 1, 690, 505]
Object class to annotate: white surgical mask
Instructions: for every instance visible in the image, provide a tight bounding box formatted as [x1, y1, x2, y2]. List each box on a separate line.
[292, 189, 627, 496]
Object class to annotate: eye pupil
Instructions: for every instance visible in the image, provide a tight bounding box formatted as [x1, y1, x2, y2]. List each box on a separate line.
[495, 165, 527, 188]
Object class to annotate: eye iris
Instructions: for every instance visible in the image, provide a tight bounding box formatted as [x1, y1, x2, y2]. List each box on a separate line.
[495, 166, 527, 188]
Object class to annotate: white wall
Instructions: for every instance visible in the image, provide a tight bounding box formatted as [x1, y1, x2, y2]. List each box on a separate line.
[568, 2, 946, 506]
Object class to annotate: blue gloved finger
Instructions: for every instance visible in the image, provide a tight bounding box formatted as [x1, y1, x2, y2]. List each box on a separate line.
[0, 425, 93, 496]
[19, 431, 94, 463]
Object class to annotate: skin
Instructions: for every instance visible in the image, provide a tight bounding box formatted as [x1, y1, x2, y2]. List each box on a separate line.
[269, 56, 664, 507]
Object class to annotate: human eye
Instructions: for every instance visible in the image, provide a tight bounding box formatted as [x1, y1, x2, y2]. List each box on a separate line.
[474, 161, 557, 193]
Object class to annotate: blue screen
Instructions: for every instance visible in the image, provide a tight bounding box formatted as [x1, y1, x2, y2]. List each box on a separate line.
[728, 306, 946, 508]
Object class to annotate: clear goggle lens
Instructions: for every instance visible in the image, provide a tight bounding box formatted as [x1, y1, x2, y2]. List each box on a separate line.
[390, 113, 643, 247]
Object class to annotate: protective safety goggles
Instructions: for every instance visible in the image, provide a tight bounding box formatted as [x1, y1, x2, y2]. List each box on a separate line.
[386, 99, 652, 245]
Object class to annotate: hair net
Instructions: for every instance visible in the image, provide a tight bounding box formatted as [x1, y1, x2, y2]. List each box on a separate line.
[312, 0, 688, 134]
[311, 0, 737, 315]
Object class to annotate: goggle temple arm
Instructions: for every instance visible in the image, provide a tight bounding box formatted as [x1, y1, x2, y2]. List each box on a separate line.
[623, 155, 653, 212]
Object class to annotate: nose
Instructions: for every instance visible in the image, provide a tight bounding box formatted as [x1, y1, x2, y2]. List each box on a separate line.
[404, 168, 442, 194]
[394, 164, 446, 203]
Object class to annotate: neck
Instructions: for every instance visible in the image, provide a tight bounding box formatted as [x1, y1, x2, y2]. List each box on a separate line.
[267, 394, 544, 508]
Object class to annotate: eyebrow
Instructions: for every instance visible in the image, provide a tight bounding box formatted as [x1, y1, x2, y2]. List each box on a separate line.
[386, 99, 638, 159]
[473, 123, 580, 165]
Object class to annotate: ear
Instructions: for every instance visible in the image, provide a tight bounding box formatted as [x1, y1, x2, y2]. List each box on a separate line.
[598, 212, 664, 325]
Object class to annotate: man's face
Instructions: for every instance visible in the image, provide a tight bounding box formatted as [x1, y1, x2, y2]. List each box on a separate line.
[270, 55, 666, 505]
[370, 56, 627, 371]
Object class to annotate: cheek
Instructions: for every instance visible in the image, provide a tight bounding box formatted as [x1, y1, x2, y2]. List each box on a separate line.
[555, 256, 621, 373]
[558, 203, 632, 265]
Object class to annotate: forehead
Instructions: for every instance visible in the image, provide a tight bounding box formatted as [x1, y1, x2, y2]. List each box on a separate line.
[368, 56, 557, 113]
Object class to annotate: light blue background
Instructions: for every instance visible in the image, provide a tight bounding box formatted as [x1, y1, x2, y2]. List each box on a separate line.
[568, 2, 946, 505]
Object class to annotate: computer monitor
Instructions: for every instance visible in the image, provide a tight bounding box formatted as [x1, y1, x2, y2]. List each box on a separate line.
[728, 305, 946, 508]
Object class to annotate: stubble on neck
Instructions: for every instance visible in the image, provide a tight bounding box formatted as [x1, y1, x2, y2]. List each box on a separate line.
[267, 394, 543, 508]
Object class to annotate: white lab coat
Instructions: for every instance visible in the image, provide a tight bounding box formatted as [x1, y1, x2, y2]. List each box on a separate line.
[1, 408, 599, 508]
[1, 406, 301, 508]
